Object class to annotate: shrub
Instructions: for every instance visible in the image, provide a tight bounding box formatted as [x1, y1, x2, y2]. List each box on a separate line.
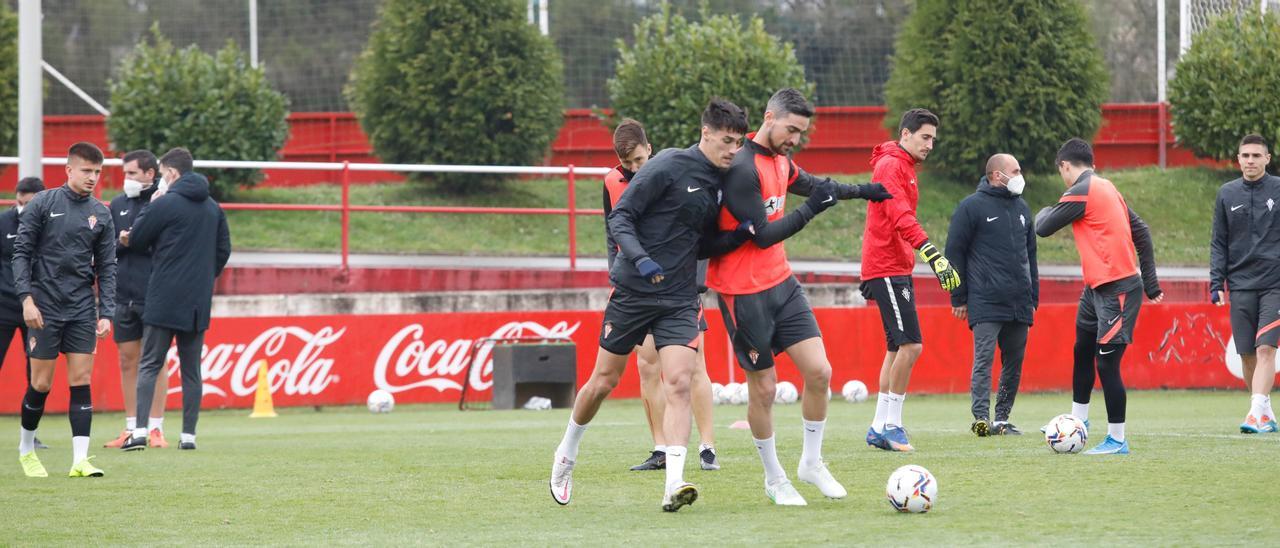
[1169, 9, 1280, 163]
[883, 0, 1108, 180]
[107, 26, 290, 199]
[346, 0, 564, 193]
[607, 4, 813, 150]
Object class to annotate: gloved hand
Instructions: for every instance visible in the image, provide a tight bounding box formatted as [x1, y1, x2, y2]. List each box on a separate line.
[917, 241, 961, 293]
[733, 220, 756, 241]
[635, 257, 664, 284]
[855, 183, 893, 202]
[804, 179, 839, 215]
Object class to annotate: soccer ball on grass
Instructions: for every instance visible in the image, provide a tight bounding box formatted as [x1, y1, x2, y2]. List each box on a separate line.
[367, 389, 395, 413]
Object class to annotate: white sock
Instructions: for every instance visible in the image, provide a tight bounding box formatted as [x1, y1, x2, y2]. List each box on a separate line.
[872, 393, 891, 432]
[887, 392, 906, 427]
[800, 419, 825, 467]
[19, 428, 36, 455]
[72, 436, 89, 463]
[993, 420, 1008, 426]
[698, 443, 713, 454]
[556, 419, 587, 461]
[132, 427, 147, 439]
[664, 445, 687, 492]
[753, 436, 786, 485]
[1265, 394, 1275, 419]
[1071, 401, 1090, 423]
[150, 417, 164, 433]
[180, 433, 196, 444]
[1107, 422, 1125, 442]
[126, 417, 136, 431]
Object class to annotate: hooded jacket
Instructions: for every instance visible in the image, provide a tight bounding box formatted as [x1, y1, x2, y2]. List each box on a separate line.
[945, 177, 1039, 327]
[127, 172, 231, 332]
[860, 142, 929, 280]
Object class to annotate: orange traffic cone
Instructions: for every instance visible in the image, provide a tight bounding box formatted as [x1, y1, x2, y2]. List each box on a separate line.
[248, 360, 278, 418]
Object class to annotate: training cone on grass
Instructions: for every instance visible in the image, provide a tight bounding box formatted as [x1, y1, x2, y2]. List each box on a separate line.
[249, 360, 278, 418]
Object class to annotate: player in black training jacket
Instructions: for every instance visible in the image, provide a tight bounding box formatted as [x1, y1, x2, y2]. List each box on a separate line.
[550, 99, 754, 513]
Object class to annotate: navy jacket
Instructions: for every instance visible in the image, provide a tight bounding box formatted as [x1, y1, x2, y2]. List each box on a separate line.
[945, 177, 1039, 327]
[109, 183, 158, 306]
[127, 173, 231, 332]
[1209, 174, 1280, 293]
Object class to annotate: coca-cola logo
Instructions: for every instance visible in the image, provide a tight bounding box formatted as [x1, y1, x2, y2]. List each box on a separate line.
[374, 320, 581, 394]
[181, 326, 345, 398]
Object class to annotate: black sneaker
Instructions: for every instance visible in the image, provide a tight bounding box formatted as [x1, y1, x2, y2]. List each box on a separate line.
[991, 423, 1023, 436]
[180, 441, 197, 450]
[970, 419, 989, 437]
[34, 437, 49, 450]
[629, 450, 664, 471]
[121, 435, 147, 451]
[699, 448, 720, 471]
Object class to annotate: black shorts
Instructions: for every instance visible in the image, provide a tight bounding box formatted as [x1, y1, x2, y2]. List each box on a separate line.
[1077, 279, 1143, 345]
[600, 290, 702, 355]
[1229, 288, 1280, 353]
[718, 276, 822, 372]
[29, 317, 97, 359]
[113, 302, 146, 343]
[861, 276, 922, 351]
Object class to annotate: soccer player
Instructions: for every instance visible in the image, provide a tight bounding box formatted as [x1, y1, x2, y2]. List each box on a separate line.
[551, 99, 754, 512]
[945, 154, 1038, 437]
[1209, 134, 1279, 433]
[860, 108, 959, 452]
[1035, 138, 1162, 455]
[604, 120, 719, 472]
[0, 177, 48, 450]
[103, 150, 170, 449]
[13, 142, 117, 478]
[121, 148, 232, 452]
[708, 88, 891, 505]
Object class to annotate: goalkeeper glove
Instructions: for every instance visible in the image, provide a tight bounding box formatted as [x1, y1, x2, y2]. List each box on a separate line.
[917, 241, 961, 293]
[854, 183, 893, 202]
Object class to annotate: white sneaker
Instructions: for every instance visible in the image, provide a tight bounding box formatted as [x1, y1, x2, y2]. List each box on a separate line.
[550, 454, 575, 505]
[661, 482, 698, 512]
[765, 477, 808, 506]
[797, 460, 847, 499]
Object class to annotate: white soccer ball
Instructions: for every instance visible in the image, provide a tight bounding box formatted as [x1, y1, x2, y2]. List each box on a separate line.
[711, 382, 726, 405]
[1044, 414, 1088, 453]
[775, 381, 798, 404]
[886, 464, 938, 513]
[727, 382, 748, 405]
[367, 389, 395, 413]
[842, 380, 869, 403]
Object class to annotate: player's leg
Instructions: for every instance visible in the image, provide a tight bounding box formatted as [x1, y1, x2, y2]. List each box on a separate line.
[1084, 284, 1140, 455]
[657, 343, 698, 511]
[862, 278, 898, 448]
[991, 322, 1029, 435]
[108, 338, 141, 448]
[125, 325, 173, 450]
[64, 351, 103, 476]
[689, 340, 718, 470]
[1068, 289, 1099, 428]
[631, 334, 666, 470]
[174, 329, 204, 450]
[883, 277, 923, 451]
[18, 357, 55, 477]
[786, 336, 847, 499]
[968, 322, 1000, 436]
[1229, 290, 1265, 431]
[9, 322, 46, 450]
[1248, 289, 1280, 432]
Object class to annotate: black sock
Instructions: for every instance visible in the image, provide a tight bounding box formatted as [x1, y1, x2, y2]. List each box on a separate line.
[20, 385, 49, 431]
[1095, 344, 1128, 424]
[68, 384, 92, 438]
[1072, 326, 1097, 405]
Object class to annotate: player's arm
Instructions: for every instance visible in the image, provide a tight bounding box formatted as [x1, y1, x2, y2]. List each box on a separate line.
[93, 212, 118, 320]
[789, 164, 891, 202]
[720, 159, 812, 248]
[1208, 189, 1229, 302]
[1034, 184, 1087, 237]
[214, 205, 232, 277]
[698, 216, 754, 259]
[126, 200, 163, 251]
[1027, 204, 1040, 309]
[12, 193, 47, 304]
[607, 166, 666, 283]
[1128, 206, 1162, 300]
[944, 200, 973, 308]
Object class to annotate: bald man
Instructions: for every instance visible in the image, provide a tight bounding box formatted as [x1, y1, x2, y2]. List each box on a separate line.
[944, 154, 1038, 436]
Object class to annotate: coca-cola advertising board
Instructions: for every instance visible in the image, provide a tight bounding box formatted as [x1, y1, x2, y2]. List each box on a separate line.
[0, 303, 1243, 413]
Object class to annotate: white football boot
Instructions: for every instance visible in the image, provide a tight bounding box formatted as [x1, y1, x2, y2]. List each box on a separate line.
[549, 454, 575, 505]
[765, 477, 808, 506]
[797, 460, 847, 499]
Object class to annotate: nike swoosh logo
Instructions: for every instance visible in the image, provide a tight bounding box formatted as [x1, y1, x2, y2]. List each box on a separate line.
[50, 213, 65, 218]
[1107, 315, 1121, 326]
[78, 405, 93, 411]
[23, 403, 38, 411]
[986, 217, 998, 222]
[822, 196, 834, 204]
[687, 186, 702, 193]
[5, 234, 14, 239]
[805, 428, 817, 433]
[1232, 205, 1245, 211]
[1099, 348, 1115, 355]
[121, 210, 129, 215]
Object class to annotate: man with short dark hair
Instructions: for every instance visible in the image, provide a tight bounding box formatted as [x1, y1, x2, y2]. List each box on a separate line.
[14, 142, 117, 478]
[1036, 138, 1163, 455]
[550, 99, 755, 512]
[1209, 134, 1280, 433]
[0, 177, 47, 450]
[861, 108, 959, 453]
[121, 147, 231, 452]
[709, 88, 890, 505]
[946, 153, 1038, 437]
[103, 150, 170, 449]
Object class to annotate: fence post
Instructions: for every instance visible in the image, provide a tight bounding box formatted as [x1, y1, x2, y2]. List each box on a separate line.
[567, 164, 577, 271]
[341, 161, 350, 272]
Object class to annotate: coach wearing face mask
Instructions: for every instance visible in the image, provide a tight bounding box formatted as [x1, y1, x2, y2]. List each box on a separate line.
[945, 153, 1039, 438]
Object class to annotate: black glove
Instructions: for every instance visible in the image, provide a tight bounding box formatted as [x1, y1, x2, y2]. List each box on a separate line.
[804, 179, 839, 215]
[733, 220, 755, 242]
[855, 183, 893, 202]
[635, 257, 664, 284]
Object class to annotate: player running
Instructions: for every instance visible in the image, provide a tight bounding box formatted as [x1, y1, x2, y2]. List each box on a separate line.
[860, 108, 959, 452]
[13, 142, 117, 478]
[604, 120, 720, 472]
[708, 88, 890, 505]
[1035, 138, 1162, 455]
[551, 99, 754, 512]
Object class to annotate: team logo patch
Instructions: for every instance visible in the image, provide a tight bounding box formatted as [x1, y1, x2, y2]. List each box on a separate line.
[901, 286, 912, 303]
[763, 195, 785, 216]
[603, 322, 613, 339]
[29, 336, 36, 351]
[748, 349, 760, 364]
[1020, 214, 1026, 227]
[1269, 198, 1275, 212]
[87, 215, 97, 229]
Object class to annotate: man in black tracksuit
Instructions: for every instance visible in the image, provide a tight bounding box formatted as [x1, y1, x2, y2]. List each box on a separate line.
[14, 142, 117, 478]
[0, 178, 47, 450]
[551, 99, 753, 513]
[122, 148, 231, 452]
[945, 154, 1038, 437]
[1210, 134, 1280, 433]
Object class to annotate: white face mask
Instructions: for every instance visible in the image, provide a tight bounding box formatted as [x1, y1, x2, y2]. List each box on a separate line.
[1005, 174, 1026, 196]
[16, 205, 23, 215]
[123, 178, 147, 198]
[157, 177, 170, 195]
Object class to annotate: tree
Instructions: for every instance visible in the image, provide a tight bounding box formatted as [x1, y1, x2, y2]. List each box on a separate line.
[107, 26, 290, 199]
[883, 0, 1109, 180]
[346, 0, 564, 193]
